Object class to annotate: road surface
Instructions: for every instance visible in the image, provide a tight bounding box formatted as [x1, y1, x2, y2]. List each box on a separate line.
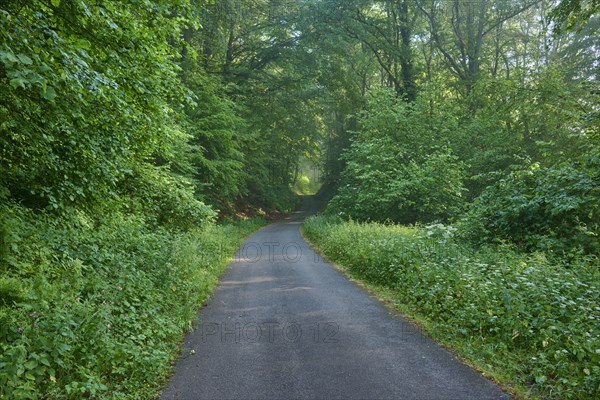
[161, 196, 509, 399]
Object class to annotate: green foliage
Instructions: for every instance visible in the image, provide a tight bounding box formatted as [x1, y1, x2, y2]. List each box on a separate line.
[0, 201, 264, 399]
[466, 69, 594, 169]
[0, 1, 190, 211]
[292, 175, 318, 195]
[121, 165, 216, 231]
[292, 160, 322, 195]
[461, 157, 600, 253]
[549, 0, 600, 34]
[328, 63, 597, 230]
[179, 61, 247, 213]
[189, 0, 322, 215]
[303, 216, 600, 399]
[328, 90, 467, 223]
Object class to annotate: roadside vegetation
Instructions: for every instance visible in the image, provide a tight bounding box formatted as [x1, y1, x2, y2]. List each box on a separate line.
[303, 217, 599, 399]
[0, 201, 264, 399]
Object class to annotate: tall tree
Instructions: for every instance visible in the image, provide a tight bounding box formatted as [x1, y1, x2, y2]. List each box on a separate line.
[417, 0, 540, 94]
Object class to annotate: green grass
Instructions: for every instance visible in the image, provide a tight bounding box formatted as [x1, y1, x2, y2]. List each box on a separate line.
[0, 204, 264, 399]
[302, 215, 600, 399]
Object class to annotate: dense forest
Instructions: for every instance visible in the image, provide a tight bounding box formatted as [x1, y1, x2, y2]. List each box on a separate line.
[0, 0, 598, 399]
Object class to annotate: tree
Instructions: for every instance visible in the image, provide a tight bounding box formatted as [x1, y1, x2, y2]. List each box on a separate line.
[0, 0, 202, 218]
[417, 0, 540, 94]
[549, 0, 600, 33]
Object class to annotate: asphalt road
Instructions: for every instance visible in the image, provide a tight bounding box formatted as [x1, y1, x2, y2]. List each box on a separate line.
[161, 196, 509, 400]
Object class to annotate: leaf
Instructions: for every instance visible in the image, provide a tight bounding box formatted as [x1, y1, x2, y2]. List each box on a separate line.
[51, 0, 60, 7]
[10, 78, 28, 88]
[43, 86, 57, 101]
[17, 54, 33, 65]
[0, 51, 19, 63]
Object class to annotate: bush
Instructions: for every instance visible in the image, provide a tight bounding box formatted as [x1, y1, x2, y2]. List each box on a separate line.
[121, 165, 216, 231]
[329, 146, 466, 224]
[302, 216, 600, 399]
[0, 202, 263, 399]
[460, 157, 600, 253]
[327, 90, 467, 224]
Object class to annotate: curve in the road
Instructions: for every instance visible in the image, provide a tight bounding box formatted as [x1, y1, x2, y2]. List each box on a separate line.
[161, 196, 509, 400]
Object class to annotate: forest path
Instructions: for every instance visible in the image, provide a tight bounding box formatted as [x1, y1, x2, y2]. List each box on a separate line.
[161, 196, 508, 399]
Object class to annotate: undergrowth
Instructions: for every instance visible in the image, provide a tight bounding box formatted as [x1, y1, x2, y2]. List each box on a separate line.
[302, 215, 599, 399]
[0, 202, 264, 399]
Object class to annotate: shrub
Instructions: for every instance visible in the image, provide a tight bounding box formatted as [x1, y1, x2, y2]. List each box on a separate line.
[0, 202, 263, 399]
[329, 147, 466, 224]
[327, 90, 467, 224]
[460, 157, 600, 253]
[121, 165, 216, 231]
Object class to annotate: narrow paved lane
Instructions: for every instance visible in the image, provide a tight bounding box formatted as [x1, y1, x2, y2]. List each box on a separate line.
[161, 197, 509, 399]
